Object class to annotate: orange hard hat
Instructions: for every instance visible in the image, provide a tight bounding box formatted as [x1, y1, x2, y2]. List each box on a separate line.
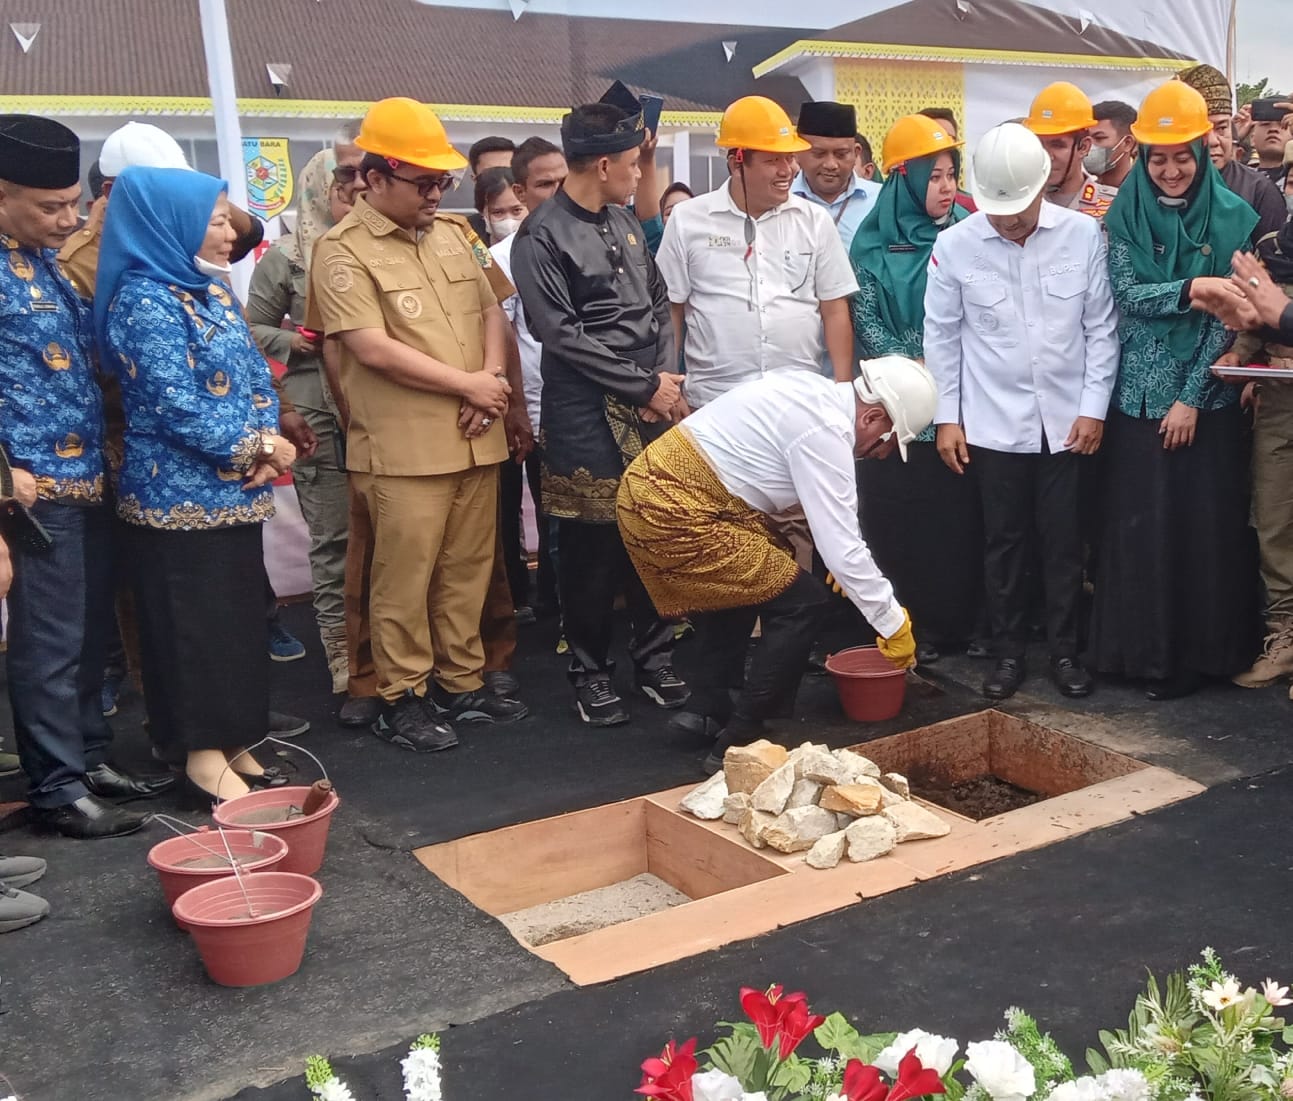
[717, 96, 811, 154]
[1024, 82, 1098, 136]
[1131, 81, 1212, 146]
[355, 98, 468, 172]
[881, 114, 963, 174]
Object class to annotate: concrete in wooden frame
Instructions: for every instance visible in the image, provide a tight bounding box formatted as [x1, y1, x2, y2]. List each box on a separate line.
[414, 710, 1203, 986]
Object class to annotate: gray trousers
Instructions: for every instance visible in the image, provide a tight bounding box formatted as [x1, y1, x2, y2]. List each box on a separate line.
[291, 404, 349, 639]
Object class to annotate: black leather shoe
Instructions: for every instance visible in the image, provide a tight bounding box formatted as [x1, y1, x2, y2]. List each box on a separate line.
[233, 765, 290, 789]
[982, 658, 1025, 701]
[669, 711, 725, 739]
[915, 642, 941, 666]
[84, 763, 176, 801]
[338, 696, 382, 728]
[1145, 671, 1201, 701]
[1050, 656, 1093, 698]
[484, 670, 521, 698]
[36, 794, 148, 838]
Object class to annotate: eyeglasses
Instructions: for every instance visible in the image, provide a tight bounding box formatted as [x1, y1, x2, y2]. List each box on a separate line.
[387, 171, 458, 197]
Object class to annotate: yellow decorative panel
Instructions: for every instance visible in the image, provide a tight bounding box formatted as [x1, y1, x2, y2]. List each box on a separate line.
[834, 59, 966, 148]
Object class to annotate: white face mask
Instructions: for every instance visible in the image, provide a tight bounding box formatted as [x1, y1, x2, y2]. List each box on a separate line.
[488, 216, 523, 240]
[194, 255, 232, 279]
[1083, 141, 1128, 178]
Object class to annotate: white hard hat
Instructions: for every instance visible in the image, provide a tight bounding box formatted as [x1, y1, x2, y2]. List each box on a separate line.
[99, 122, 191, 178]
[969, 122, 1050, 216]
[853, 355, 938, 462]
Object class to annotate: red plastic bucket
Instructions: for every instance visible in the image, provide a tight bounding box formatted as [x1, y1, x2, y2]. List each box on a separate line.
[211, 786, 339, 875]
[148, 828, 289, 928]
[824, 646, 908, 721]
[172, 871, 323, 987]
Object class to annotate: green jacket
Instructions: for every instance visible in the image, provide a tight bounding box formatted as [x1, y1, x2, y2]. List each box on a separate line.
[851, 266, 935, 442]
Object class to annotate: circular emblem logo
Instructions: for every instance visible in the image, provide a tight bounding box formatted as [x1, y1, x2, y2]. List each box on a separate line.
[329, 265, 354, 293]
[397, 292, 423, 319]
[978, 311, 1000, 332]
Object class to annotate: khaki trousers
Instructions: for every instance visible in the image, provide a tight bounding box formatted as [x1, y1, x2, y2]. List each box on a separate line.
[1253, 382, 1293, 619]
[352, 465, 498, 701]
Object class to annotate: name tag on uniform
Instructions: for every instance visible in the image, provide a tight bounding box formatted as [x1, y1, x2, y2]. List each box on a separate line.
[887, 244, 917, 253]
[434, 246, 465, 258]
[708, 235, 735, 248]
[30, 301, 58, 312]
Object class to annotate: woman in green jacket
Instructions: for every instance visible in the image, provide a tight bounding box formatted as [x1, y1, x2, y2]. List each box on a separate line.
[851, 114, 981, 664]
[1092, 81, 1262, 699]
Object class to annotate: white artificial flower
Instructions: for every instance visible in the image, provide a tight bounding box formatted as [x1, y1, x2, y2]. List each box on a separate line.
[691, 1069, 745, 1101]
[1096, 1069, 1150, 1101]
[1202, 978, 1243, 1012]
[1263, 980, 1293, 1007]
[741, 1094, 769, 1101]
[1045, 1078, 1104, 1101]
[401, 1044, 443, 1101]
[875, 1029, 960, 1077]
[316, 1080, 357, 1101]
[965, 1040, 1037, 1101]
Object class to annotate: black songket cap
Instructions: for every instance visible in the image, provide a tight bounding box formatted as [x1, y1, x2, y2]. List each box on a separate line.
[797, 100, 858, 138]
[561, 82, 645, 159]
[0, 114, 80, 189]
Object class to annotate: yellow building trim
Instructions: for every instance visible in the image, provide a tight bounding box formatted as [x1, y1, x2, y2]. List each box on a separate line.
[754, 39, 1192, 78]
[0, 94, 720, 128]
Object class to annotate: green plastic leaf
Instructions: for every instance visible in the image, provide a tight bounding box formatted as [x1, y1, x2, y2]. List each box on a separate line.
[768, 1054, 814, 1099]
[706, 1028, 764, 1086]
[815, 1012, 863, 1055]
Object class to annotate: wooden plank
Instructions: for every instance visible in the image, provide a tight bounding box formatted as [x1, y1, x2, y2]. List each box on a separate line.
[414, 798, 647, 913]
[643, 800, 786, 900]
[849, 710, 993, 785]
[988, 712, 1144, 797]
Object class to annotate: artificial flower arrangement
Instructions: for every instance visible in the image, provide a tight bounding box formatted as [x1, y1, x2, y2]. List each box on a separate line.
[636, 951, 1293, 1101]
[306, 1033, 443, 1101]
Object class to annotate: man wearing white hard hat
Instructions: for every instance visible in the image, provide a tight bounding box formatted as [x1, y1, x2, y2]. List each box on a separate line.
[617, 357, 935, 773]
[60, 122, 264, 298]
[924, 122, 1119, 702]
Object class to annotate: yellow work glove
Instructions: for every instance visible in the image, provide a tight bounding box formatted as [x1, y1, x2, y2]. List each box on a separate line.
[824, 571, 845, 596]
[876, 608, 917, 669]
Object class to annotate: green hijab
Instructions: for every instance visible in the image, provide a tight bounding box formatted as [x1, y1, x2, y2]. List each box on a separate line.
[1103, 140, 1258, 361]
[850, 151, 965, 336]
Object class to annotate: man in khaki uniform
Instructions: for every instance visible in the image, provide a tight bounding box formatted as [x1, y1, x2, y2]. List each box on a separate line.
[1023, 82, 1119, 218]
[311, 98, 524, 752]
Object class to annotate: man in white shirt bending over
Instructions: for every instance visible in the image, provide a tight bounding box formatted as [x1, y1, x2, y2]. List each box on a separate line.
[924, 123, 1119, 703]
[617, 358, 936, 774]
[655, 95, 859, 411]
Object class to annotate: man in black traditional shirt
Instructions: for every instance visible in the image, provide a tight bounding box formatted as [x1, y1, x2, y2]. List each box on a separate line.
[511, 90, 688, 726]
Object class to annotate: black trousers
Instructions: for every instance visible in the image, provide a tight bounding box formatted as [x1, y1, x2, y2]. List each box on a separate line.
[974, 443, 1082, 661]
[689, 571, 831, 737]
[130, 523, 269, 755]
[556, 518, 672, 685]
[6, 500, 114, 808]
[500, 452, 557, 611]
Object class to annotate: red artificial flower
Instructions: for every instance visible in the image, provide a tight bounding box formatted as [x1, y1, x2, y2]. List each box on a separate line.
[740, 985, 788, 1048]
[886, 1048, 948, 1101]
[636, 1037, 698, 1101]
[841, 1060, 889, 1101]
[777, 995, 827, 1060]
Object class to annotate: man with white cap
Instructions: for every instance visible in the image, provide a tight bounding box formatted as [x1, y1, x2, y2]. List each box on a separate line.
[617, 357, 934, 772]
[924, 123, 1119, 702]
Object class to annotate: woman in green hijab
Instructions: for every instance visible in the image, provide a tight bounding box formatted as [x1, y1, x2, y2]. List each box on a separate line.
[1092, 80, 1262, 700]
[851, 115, 982, 665]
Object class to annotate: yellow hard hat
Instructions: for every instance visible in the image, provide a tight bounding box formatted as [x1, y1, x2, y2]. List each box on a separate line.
[1131, 81, 1212, 146]
[717, 96, 811, 154]
[1024, 82, 1098, 136]
[355, 98, 468, 172]
[881, 114, 964, 174]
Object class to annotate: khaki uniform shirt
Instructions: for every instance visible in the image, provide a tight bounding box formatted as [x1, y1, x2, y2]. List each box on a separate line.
[1057, 173, 1117, 220]
[309, 195, 507, 476]
[58, 197, 106, 299]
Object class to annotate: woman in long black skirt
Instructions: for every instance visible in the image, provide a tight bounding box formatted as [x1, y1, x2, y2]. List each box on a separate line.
[95, 165, 298, 802]
[1091, 81, 1262, 698]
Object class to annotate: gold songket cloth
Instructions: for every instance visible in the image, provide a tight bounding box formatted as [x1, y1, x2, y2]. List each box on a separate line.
[617, 426, 800, 617]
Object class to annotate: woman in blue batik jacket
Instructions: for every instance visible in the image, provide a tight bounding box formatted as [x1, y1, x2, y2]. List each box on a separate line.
[95, 166, 297, 805]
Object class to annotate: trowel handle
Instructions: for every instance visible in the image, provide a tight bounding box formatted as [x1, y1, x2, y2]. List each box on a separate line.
[301, 779, 334, 816]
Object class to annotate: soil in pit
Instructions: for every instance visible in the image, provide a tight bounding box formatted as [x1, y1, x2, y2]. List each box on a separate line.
[910, 773, 1041, 820]
[498, 873, 690, 947]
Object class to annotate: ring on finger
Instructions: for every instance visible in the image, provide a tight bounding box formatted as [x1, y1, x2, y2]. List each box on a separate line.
[1249, 276, 1261, 288]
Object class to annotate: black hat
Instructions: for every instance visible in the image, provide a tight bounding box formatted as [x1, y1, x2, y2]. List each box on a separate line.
[561, 85, 645, 159]
[797, 101, 857, 139]
[0, 115, 80, 189]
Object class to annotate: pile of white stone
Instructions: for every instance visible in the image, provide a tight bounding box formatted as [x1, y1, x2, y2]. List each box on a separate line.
[679, 739, 950, 869]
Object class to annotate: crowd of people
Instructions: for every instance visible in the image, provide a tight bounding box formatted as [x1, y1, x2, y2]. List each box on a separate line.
[3, 65, 1293, 932]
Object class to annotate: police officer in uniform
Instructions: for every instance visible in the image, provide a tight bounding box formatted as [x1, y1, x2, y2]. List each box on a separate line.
[0, 115, 171, 837]
[311, 98, 525, 752]
[1023, 82, 1119, 218]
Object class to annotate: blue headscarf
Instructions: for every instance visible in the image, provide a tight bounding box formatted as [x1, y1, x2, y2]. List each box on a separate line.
[93, 165, 228, 350]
